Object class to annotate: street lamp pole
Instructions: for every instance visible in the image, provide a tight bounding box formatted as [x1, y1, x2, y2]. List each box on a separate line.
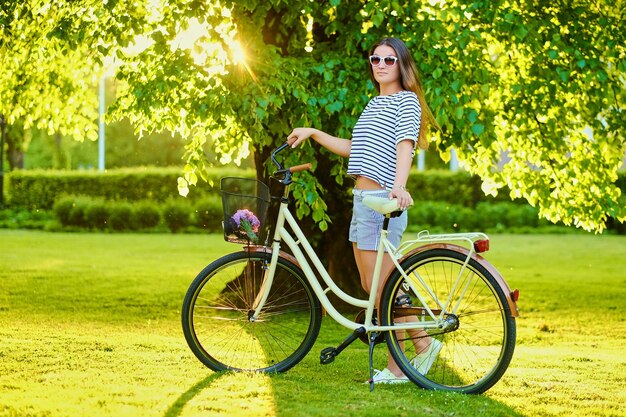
[0, 114, 6, 208]
[98, 75, 105, 171]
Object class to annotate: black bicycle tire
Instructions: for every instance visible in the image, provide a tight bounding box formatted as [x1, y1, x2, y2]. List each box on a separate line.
[181, 250, 322, 373]
[380, 248, 516, 394]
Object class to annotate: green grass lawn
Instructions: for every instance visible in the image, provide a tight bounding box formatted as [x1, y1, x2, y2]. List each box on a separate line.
[0, 230, 625, 417]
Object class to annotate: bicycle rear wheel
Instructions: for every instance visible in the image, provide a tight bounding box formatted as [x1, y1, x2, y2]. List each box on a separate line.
[380, 248, 516, 394]
[182, 251, 322, 373]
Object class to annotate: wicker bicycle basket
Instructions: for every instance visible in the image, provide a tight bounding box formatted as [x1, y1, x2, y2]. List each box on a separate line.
[221, 177, 271, 245]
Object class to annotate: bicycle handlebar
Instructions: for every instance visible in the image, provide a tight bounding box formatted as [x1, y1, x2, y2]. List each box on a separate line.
[289, 163, 312, 173]
[271, 143, 311, 184]
[270, 143, 290, 171]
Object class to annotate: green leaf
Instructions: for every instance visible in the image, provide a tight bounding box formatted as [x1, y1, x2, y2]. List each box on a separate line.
[467, 109, 478, 123]
[514, 24, 528, 40]
[177, 177, 189, 197]
[326, 101, 343, 113]
[472, 124, 485, 136]
[372, 10, 384, 27]
[256, 98, 269, 108]
[255, 108, 267, 119]
[556, 68, 569, 83]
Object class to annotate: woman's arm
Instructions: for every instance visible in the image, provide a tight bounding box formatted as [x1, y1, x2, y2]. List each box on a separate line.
[287, 127, 351, 157]
[389, 140, 414, 210]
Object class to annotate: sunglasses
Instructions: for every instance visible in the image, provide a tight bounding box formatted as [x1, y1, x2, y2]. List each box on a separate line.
[369, 55, 398, 67]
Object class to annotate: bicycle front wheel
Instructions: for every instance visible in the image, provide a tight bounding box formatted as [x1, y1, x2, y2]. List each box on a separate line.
[182, 251, 322, 373]
[380, 248, 516, 394]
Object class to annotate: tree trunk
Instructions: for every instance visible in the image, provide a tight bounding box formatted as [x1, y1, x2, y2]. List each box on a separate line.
[249, 4, 365, 312]
[255, 146, 365, 313]
[5, 128, 24, 170]
[52, 132, 68, 169]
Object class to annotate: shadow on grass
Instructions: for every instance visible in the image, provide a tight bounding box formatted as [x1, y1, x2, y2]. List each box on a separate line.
[270, 370, 530, 417]
[163, 373, 225, 417]
[163, 365, 527, 417]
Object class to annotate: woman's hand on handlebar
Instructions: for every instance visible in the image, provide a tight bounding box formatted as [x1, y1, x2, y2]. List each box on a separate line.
[287, 128, 317, 148]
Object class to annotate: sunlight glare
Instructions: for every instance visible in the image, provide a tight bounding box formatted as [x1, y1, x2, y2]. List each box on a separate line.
[123, 4, 257, 83]
[230, 40, 246, 65]
[171, 17, 209, 53]
[227, 38, 258, 83]
[124, 34, 155, 56]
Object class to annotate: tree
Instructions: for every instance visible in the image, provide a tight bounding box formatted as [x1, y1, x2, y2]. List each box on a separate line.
[104, 0, 626, 230]
[1, 1, 625, 294]
[0, 0, 151, 165]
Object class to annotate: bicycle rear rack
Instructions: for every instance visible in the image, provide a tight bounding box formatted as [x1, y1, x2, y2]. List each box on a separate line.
[396, 230, 490, 257]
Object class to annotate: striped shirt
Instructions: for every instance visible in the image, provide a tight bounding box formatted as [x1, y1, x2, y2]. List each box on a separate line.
[347, 90, 421, 188]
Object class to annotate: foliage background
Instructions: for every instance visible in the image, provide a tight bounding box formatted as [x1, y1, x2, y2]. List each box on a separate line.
[1, 0, 624, 230]
[1, 1, 624, 292]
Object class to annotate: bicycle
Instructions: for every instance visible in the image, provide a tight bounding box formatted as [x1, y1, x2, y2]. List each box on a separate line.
[182, 143, 520, 393]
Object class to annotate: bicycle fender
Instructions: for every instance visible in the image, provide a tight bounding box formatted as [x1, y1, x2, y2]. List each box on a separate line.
[244, 245, 301, 268]
[397, 243, 520, 317]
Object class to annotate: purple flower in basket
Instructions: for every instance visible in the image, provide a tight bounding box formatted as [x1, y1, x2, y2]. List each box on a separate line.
[231, 209, 261, 242]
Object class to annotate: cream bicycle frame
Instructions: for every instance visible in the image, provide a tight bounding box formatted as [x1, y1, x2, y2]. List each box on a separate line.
[250, 187, 489, 334]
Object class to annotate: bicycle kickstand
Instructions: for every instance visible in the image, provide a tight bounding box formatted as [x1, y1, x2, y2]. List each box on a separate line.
[320, 327, 366, 365]
[367, 331, 379, 392]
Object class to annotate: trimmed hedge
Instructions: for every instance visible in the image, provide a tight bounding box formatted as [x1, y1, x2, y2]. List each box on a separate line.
[407, 200, 547, 233]
[108, 203, 133, 231]
[9, 167, 626, 210]
[84, 200, 110, 230]
[5, 167, 626, 233]
[194, 195, 222, 231]
[162, 199, 191, 233]
[7, 167, 524, 210]
[407, 171, 483, 207]
[0, 207, 54, 229]
[46, 194, 554, 234]
[51, 195, 223, 233]
[133, 202, 161, 230]
[6, 167, 254, 210]
[4, 167, 514, 211]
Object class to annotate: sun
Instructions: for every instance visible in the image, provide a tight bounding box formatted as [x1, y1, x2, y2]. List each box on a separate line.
[230, 40, 247, 65]
[228, 39, 258, 83]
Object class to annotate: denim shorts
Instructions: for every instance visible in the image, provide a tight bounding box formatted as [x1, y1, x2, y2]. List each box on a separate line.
[349, 189, 408, 251]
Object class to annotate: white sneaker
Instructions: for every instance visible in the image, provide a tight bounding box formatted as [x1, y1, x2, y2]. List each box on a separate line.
[367, 368, 409, 384]
[411, 338, 443, 375]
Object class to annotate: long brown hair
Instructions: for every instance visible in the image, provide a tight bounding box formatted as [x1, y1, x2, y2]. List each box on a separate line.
[368, 37, 439, 150]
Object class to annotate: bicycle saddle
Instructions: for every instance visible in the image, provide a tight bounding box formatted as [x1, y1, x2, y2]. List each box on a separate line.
[362, 195, 410, 215]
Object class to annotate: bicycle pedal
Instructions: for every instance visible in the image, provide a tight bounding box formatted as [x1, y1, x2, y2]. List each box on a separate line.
[320, 347, 337, 365]
[395, 294, 413, 307]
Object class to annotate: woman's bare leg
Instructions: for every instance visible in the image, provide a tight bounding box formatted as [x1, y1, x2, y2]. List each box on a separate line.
[353, 243, 432, 376]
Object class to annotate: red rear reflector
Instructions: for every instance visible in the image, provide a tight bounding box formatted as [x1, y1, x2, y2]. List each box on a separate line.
[473, 239, 490, 253]
[511, 289, 519, 302]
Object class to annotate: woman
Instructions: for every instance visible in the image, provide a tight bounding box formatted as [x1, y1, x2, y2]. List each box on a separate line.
[287, 37, 440, 384]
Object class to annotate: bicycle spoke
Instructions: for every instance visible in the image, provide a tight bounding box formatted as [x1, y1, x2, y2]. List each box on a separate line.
[182, 252, 321, 373]
[381, 248, 516, 394]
